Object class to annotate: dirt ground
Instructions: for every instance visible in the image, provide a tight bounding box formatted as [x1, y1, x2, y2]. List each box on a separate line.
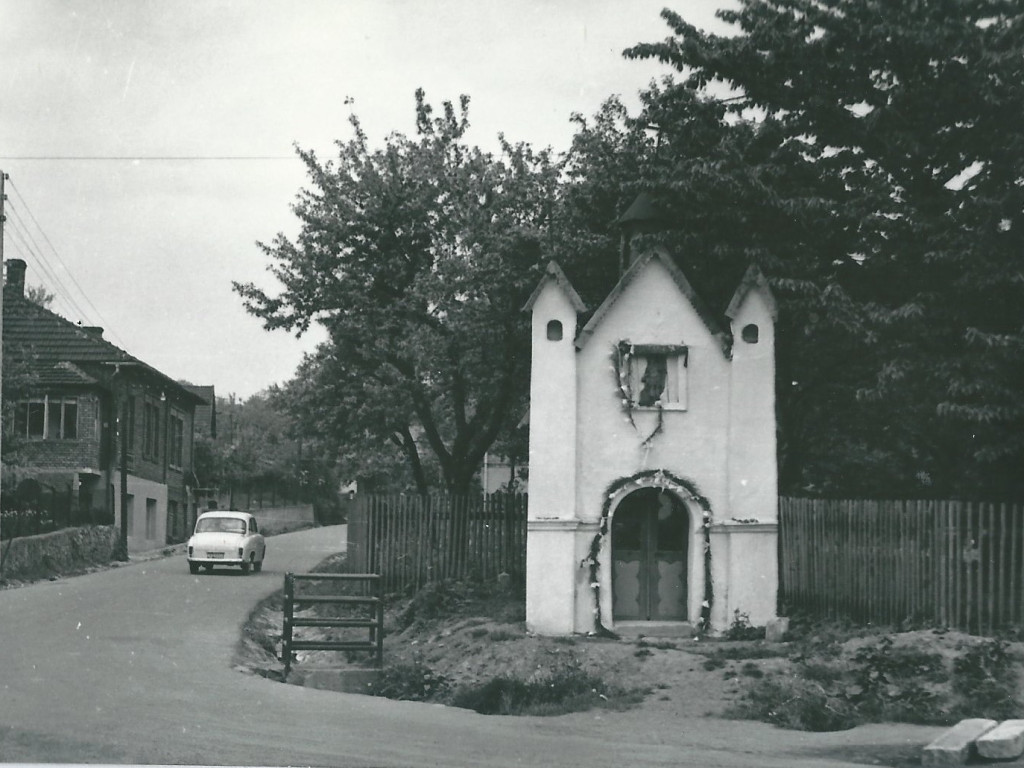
[235, 572, 1024, 729]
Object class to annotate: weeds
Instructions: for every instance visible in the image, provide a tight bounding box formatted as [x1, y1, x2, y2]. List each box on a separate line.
[950, 639, 1021, 720]
[370, 661, 450, 701]
[450, 661, 629, 716]
[725, 611, 765, 641]
[728, 634, 1024, 731]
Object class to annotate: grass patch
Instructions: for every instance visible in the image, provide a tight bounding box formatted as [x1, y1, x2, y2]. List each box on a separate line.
[696, 643, 791, 662]
[450, 661, 639, 716]
[727, 635, 1023, 731]
[488, 629, 521, 642]
[370, 661, 451, 702]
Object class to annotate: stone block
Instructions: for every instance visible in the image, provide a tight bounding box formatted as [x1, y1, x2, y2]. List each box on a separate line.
[765, 617, 789, 643]
[921, 718, 998, 766]
[976, 719, 1024, 760]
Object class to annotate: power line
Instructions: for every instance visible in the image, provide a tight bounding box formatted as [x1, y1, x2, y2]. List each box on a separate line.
[3, 207, 92, 323]
[0, 155, 298, 161]
[5, 178, 129, 348]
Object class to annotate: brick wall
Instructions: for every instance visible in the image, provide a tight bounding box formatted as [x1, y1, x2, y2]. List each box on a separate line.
[16, 392, 103, 472]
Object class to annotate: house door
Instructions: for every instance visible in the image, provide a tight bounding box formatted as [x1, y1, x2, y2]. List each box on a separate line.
[612, 488, 688, 621]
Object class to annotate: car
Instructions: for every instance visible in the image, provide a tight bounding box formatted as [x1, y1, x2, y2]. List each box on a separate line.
[187, 511, 266, 575]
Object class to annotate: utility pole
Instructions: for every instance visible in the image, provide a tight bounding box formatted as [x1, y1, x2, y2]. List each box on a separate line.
[0, 170, 7, 554]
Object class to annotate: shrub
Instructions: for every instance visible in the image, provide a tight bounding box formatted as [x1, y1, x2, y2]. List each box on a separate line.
[950, 639, 1021, 721]
[370, 661, 450, 701]
[727, 674, 860, 732]
[451, 661, 612, 716]
[725, 610, 766, 641]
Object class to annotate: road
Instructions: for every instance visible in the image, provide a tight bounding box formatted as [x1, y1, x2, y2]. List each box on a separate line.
[0, 525, 938, 767]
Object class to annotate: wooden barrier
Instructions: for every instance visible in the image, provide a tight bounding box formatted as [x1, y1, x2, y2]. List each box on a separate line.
[280, 572, 383, 677]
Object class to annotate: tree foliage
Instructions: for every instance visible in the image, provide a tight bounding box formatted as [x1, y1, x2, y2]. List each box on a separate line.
[235, 91, 558, 493]
[620, 0, 1024, 498]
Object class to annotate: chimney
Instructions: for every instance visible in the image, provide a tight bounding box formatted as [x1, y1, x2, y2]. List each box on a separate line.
[5, 259, 27, 296]
[82, 326, 104, 339]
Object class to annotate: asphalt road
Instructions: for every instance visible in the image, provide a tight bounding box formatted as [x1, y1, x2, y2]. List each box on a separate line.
[0, 525, 939, 767]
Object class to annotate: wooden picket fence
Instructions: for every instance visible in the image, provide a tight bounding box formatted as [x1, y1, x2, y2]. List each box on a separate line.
[345, 493, 527, 594]
[780, 498, 1024, 633]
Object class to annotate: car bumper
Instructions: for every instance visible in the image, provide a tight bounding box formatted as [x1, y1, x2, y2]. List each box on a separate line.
[188, 556, 244, 566]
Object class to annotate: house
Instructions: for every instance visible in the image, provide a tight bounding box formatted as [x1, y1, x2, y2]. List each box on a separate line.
[523, 246, 778, 636]
[3, 258, 208, 553]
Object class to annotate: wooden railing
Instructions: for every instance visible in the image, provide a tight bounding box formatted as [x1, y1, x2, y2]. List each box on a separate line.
[280, 572, 383, 677]
[780, 498, 1024, 634]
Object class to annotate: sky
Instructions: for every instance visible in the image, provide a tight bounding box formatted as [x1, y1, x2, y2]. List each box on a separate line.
[1, 0, 735, 400]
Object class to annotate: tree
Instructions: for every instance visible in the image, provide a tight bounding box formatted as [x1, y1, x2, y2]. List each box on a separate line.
[235, 91, 558, 494]
[622, 1, 1024, 499]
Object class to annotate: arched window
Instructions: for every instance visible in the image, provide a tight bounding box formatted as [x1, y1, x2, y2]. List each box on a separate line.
[741, 324, 759, 344]
[546, 320, 563, 341]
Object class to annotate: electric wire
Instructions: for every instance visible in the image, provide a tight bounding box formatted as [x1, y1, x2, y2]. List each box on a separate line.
[0, 155, 297, 161]
[3, 208, 91, 323]
[4, 180, 129, 349]
[7, 179, 125, 346]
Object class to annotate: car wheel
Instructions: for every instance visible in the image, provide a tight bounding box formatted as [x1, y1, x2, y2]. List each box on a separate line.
[189, 562, 199, 575]
[203, 564, 213, 572]
[253, 557, 262, 573]
[241, 557, 251, 574]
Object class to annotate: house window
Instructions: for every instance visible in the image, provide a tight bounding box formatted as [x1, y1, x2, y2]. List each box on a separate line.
[742, 324, 759, 344]
[126, 494, 135, 536]
[546, 320, 563, 341]
[168, 413, 185, 468]
[146, 498, 157, 539]
[127, 397, 136, 452]
[143, 401, 160, 460]
[624, 344, 688, 411]
[13, 396, 78, 439]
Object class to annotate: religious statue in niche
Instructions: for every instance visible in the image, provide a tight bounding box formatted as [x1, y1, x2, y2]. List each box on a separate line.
[637, 354, 668, 407]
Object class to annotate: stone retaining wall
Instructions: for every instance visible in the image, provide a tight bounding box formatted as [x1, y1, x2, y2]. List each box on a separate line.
[0, 526, 120, 582]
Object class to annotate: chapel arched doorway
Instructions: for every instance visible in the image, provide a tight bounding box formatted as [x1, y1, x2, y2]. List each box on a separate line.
[611, 487, 689, 621]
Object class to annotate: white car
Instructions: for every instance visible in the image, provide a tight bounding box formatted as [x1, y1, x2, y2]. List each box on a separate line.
[187, 511, 266, 575]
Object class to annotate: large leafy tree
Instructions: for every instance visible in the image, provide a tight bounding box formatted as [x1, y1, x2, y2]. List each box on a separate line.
[621, 1, 1024, 499]
[236, 91, 558, 493]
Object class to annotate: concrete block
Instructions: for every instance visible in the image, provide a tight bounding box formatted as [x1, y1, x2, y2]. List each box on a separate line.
[921, 718, 998, 766]
[765, 617, 789, 643]
[976, 719, 1024, 760]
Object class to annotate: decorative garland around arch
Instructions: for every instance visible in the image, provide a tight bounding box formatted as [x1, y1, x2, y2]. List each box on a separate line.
[581, 469, 714, 637]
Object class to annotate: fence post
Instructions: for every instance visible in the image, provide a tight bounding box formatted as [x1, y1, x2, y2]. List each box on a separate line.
[282, 573, 295, 678]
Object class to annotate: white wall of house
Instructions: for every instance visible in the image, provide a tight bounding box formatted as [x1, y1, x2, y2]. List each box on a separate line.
[111, 472, 168, 554]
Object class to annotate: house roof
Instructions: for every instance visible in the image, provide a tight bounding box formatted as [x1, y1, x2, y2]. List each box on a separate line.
[522, 261, 588, 314]
[575, 248, 729, 352]
[2, 290, 205, 404]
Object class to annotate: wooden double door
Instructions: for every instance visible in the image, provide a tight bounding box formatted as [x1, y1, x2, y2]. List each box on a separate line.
[611, 488, 689, 621]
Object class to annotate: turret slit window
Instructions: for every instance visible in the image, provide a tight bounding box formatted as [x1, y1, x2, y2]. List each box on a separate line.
[624, 344, 688, 411]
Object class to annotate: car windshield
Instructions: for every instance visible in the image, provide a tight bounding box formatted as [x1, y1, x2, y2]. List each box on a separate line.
[195, 517, 247, 535]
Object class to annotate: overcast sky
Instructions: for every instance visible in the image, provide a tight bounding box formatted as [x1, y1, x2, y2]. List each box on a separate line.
[1, 0, 734, 399]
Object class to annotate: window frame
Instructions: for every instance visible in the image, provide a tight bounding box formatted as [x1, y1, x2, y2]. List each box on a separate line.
[12, 395, 80, 440]
[624, 343, 689, 412]
[168, 411, 185, 469]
